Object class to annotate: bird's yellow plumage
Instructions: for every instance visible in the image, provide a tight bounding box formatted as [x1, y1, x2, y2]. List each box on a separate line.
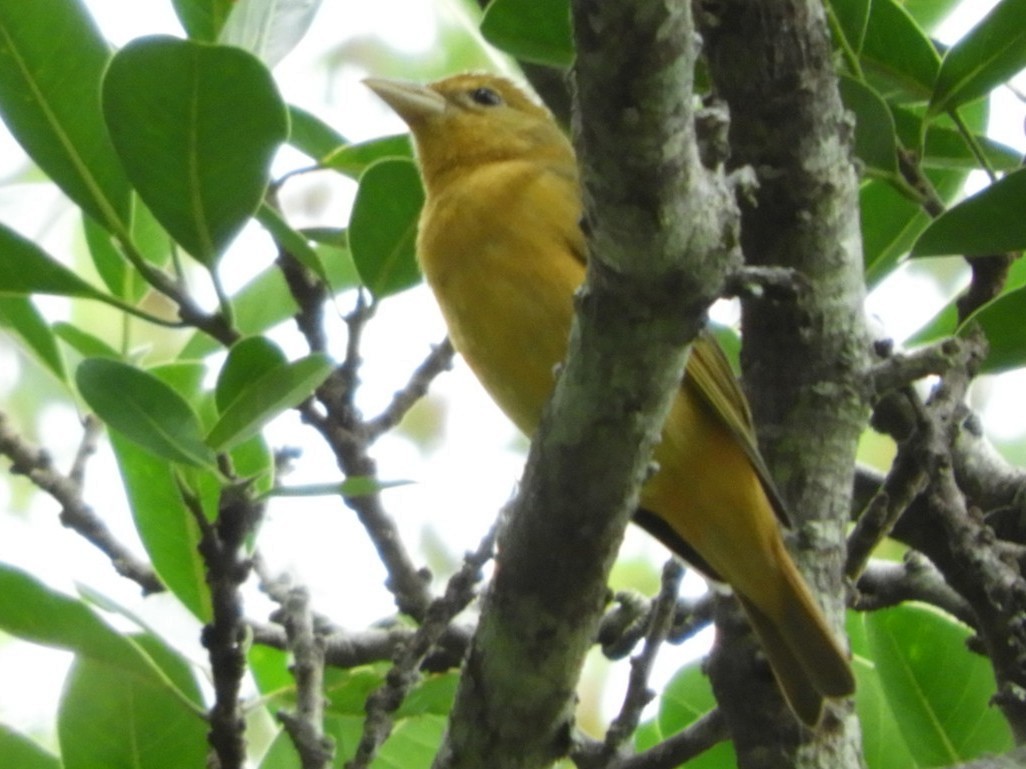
[366, 73, 855, 725]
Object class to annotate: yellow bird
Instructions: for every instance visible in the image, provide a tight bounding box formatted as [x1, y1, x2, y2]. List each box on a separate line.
[365, 73, 855, 725]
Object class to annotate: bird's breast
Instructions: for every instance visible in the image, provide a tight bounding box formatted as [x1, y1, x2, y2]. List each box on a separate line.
[417, 161, 585, 435]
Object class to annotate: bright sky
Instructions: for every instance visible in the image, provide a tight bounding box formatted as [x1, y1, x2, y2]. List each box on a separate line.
[0, 0, 1024, 747]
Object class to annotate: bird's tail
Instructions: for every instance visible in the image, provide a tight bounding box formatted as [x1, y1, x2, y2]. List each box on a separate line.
[735, 557, 855, 725]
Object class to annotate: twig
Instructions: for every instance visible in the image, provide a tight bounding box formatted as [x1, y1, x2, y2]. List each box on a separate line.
[189, 483, 264, 769]
[0, 411, 163, 593]
[957, 253, 1016, 324]
[365, 338, 455, 440]
[723, 265, 806, 303]
[294, 292, 433, 620]
[615, 709, 726, 769]
[347, 523, 497, 769]
[854, 556, 975, 627]
[845, 389, 931, 579]
[868, 338, 966, 397]
[278, 586, 335, 769]
[601, 560, 684, 760]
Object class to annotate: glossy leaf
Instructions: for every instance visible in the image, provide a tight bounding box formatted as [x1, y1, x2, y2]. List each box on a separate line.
[965, 286, 1026, 374]
[172, 0, 234, 41]
[0, 0, 131, 231]
[76, 358, 215, 468]
[288, 103, 347, 160]
[58, 636, 206, 769]
[0, 297, 65, 382]
[206, 353, 333, 451]
[480, 0, 573, 69]
[930, 0, 1026, 115]
[266, 477, 412, 499]
[860, 0, 940, 101]
[862, 168, 965, 287]
[324, 133, 413, 179]
[864, 604, 1012, 764]
[215, 335, 287, 411]
[108, 430, 212, 621]
[0, 725, 59, 769]
[256, 202, 328, 281]
[921, 126, 1022, 171]
[102, 35, 288, 267]
[0, 222, 113, 302]
[653, 663, 736, 769]
[0, 564, 157, 681]
[52, 322, 120, 360]
[902, 0, 965, 32]
[839, 76, 897, 172]
[350, 158, 424, 298]
[83, 199, 173, 301]
[846, 610, 917, 769]
[829, 0, 871, 53]
[219, 0, 323, 68]
[913, 168, 1026, 257]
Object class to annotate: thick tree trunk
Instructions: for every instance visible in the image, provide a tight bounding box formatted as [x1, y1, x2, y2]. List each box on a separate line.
[701, 1, 869, 767]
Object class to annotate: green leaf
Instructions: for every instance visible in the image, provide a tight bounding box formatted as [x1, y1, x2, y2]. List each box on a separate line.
[828, 0, 872, 53]
[216, 335, 288, 411]
[288, 103, 347, 161]
[53, 322, 121, 360]
[324, 133, 414, 179]
[965, 285, 1026, 373]
[846, 610, 917, 769]
[265, 477, 412, 499]
[109, 430, 212, 621]
[860, 0, 941, 102]
[218, 0, 323, 68]
[480, 0, 574, 68]
[83, 199, 174, 301]
[913, 168, 1026, 257]
[0, 564, 158, 680]
[930, 0, 1026, 115]
[102, 36, 289, 267]
[921, 126, 1023, 172]
[0, 724, 60, 769]
[902, 0, 965, 32]
[58, 636, 207, 769]
[256, 202, 329, 281]
[206, 353, 334, 451]
[172, 0, 234, 41]
[0, 0, 131, 231]
[861, 180, 932, 287]
[0, 297, 65, 382]
[654, 662, 736, 768]
[76, 358, 215, 468]
[350, 158, 424, 298]
[865, 604, 1013, 765]
[375, 714, 446, 769]
[0, 222, 112, 301]
[862, 168, 966, 287]
[839, 76, 898, 172]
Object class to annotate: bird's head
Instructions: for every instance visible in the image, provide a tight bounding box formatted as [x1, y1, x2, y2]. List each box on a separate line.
[364, 73, 573, 191]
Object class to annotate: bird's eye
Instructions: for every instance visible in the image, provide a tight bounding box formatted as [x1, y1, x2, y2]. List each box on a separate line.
[469, 87, 503, 107]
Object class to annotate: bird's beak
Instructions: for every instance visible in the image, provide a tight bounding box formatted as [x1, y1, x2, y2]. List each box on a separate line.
[364, 78, 446, 125]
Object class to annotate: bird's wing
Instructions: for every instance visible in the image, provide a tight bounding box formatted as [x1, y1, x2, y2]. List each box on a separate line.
[686, 334, 790, 526]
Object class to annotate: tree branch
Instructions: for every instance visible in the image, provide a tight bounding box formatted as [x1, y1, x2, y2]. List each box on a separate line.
[700, 0, 869, 762]
[193, 484, 264, 769]
[277, 586, 335, 769]
[350, 524, 496, 769]
[0, 411, 163, 594]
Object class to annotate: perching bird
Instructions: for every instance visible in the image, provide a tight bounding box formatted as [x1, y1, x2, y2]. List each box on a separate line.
[365, 73, 855, 725]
